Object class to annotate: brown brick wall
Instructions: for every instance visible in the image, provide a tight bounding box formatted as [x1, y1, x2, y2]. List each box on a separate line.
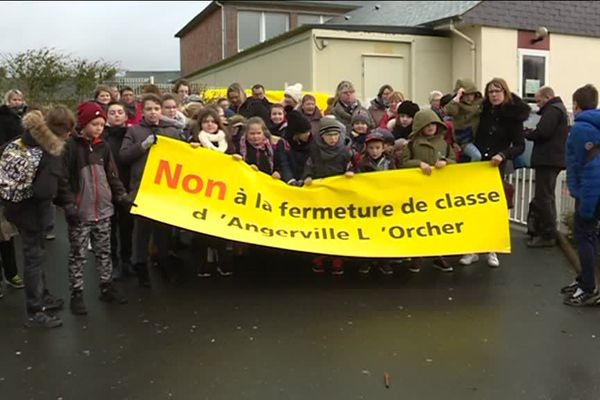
[180, 2, 350, 75]
[180, 8, 222, 76]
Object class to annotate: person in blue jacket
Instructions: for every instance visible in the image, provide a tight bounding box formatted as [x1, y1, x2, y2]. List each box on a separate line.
[563, 84, 600, 306]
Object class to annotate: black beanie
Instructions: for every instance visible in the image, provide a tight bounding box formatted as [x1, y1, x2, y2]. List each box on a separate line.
[396, 101, 420, 118]
[286, 109, 312, 135]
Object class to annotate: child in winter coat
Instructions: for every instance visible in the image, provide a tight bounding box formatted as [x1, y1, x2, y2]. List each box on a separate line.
[103, 102, 134, 280]
[119, 94, 182, 288]
[349, 109, 373, 153]
[391, 100, 420, 141]
[304, 116, 358, 276]
[267, 104, 287, 137]
[300, 94, 323, 137]
[443, 78, 483, 161]
[189, 108, 234, 277]
[274, 109, 312, 186]
[357, 132, 396, 276]
[401, 109, 456, 273]
[64, 102, 130, 315]
[235, 117, 275, 175]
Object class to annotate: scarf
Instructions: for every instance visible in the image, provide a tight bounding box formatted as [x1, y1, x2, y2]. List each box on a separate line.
[239, 134, 274, 172]
[392, 123, 412, 140]
[313, 132, 348, 162]
[198, 129, 228, 152]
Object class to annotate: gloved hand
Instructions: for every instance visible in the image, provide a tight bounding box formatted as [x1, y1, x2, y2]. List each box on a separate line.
[141, 134, 157, 150]
[117, 194, 137, 209]
[64, 205, 79, 226]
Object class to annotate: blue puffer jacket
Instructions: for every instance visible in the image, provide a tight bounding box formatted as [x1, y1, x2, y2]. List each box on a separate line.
[566, 109, 600, 219]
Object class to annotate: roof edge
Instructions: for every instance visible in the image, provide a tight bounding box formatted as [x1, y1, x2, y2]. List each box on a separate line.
[175, 2, 218, 38]
[183, 24, 449, 80]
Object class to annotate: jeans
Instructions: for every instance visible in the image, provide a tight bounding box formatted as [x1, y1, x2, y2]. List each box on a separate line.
[533, 167, 561, 239]
[20, 229, 48, 314]
[131, 216, 171, 266]
[462, 143, 482, 161]
[573, 208, 598, 293]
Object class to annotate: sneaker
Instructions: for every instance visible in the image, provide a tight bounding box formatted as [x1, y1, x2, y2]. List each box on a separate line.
[378, 265, 394, 276]
[358, 265, 372, 275]
[459, 253, 479, 265]
[487, 252, 500, 268]
[312, 257, 325, 273]
[70, 291, 88, 315]
[45, 233, 56, 241]
[527, 236, 557, 248]
[217, 266, 233, 277]
[408, 259, 422, 273]
[197, 271, 212, 278]
[433, 258, 454, 272]
[5, 274, 24, 289]
[25, 311, 62, 328]
[42, 292, 64, 311]
[99, 283, 128, 304]
[331, 258, 344, 276]
[560, 281, 579, 295]
[563, 288, 600, 307]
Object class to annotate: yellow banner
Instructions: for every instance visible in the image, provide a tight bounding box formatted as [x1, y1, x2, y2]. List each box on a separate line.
[131, 137, 511, 258]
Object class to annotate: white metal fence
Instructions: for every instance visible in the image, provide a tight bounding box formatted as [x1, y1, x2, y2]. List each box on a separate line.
[506, 168, 574, 234]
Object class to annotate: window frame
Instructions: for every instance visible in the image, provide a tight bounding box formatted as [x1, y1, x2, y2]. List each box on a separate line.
[237, 10, 290, 52]
[517, 48, 550, 103]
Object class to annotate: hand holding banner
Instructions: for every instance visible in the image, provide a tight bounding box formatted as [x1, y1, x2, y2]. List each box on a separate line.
[131, 137, 510, 258]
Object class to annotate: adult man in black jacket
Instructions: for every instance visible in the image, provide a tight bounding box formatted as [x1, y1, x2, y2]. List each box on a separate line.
[525, 86, 569, 247]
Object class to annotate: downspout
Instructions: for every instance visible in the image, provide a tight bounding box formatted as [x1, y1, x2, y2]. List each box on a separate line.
[215, 1, 226, 60]
[448, 20, 476, 83]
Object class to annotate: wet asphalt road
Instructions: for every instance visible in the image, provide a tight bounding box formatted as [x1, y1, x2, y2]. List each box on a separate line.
[1, 220, 600, 400]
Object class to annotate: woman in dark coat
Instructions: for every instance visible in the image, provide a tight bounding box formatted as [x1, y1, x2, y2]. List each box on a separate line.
[462, 77, 531, 269]
[474, 78, 531, 166]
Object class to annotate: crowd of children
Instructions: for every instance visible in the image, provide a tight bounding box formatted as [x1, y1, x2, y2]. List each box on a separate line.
[1, 77, 514, 327]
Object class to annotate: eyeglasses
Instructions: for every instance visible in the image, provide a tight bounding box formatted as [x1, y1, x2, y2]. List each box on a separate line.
[488, 89, 504, 94]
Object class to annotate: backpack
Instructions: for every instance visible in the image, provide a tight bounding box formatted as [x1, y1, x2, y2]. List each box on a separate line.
[0, 138, 44, 203]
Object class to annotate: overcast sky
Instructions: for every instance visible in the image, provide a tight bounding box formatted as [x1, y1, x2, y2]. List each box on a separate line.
[1, 1, 210, 71]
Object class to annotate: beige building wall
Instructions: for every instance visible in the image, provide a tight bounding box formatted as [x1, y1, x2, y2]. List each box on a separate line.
[479, 27, 519, 92]
[187, 30, 314, 91]
[451, 25, 482, 90]
[548, 34, 600, 109]
[311, 29, 451, 106]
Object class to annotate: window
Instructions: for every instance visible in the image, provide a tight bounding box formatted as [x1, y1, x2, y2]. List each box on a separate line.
[238, 11, 289, 51]
[238, 11, 261, 52]
[297, 14, 332, 26]
[518, 49, 549, 102]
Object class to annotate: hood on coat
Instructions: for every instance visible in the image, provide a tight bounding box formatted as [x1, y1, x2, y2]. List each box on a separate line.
[454, 78, 481, 97]
[575, 108, 600, 132]
[21, 110, 66, 156]
[539, 96, 567, 116]
[409, 109, 447, 138]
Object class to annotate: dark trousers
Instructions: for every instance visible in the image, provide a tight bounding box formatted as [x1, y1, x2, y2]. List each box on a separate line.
[20, 229, 48, 314]
[191, 234, 232, 274]
[533, 167, 561, 239]
[0, 238, 18, 279]
[131, 216, 171, 266]
[110, 206, 133, 265]
[573, 209, 598, 293]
